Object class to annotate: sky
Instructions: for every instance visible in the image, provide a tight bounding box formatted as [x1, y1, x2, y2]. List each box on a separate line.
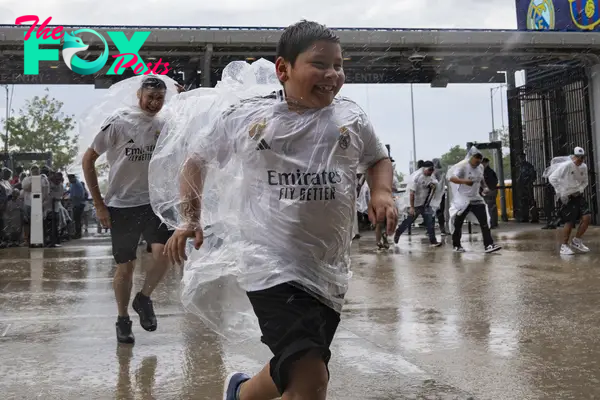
[0, 0, 523, 174]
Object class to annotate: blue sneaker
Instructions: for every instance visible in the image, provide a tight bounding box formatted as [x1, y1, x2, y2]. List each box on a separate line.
[223, 372, 250, 400]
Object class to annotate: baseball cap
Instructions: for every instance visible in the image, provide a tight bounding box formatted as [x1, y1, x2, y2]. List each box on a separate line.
[574, 147, 585, 156]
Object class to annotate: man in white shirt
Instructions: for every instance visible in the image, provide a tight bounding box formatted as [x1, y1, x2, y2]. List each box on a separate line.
[547, 147, 591, 255]
[393, 161, 441, 247]
[82, 76, 182, 344]
[449, 151, 501, 253]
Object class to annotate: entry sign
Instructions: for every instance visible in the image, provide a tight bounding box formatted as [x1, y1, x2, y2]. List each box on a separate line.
[516, 0, 600, 31]
[345, 71, 391, 84]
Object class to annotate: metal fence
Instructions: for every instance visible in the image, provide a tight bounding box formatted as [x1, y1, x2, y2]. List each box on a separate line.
[507, 66, 597, 224]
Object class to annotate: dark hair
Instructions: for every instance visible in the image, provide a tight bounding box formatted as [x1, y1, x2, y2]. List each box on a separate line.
[422, 161, 434, 169]
[276, 20, 340, 66]
[472, 153, 483, 160]
[141, 77, 167, 91]
[417, 160, 424, 168]
[482, 157, 490, 163]
[2, 168, 12, 180]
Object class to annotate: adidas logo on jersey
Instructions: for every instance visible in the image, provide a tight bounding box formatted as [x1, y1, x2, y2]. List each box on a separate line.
[127, 139, 134, 144]
[256, 139, 270, 150]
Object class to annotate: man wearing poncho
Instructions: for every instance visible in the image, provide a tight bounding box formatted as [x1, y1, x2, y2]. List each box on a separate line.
[447, 147, 502, 253]
[543, 147, 591, 255]
[393, 160, 442, 247]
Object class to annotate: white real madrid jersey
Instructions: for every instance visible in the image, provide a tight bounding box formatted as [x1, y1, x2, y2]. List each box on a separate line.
[191, 93, 388, 293]
[91, 107, 166, 208]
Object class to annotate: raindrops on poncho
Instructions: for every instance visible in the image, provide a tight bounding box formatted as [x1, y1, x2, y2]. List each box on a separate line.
[543, 156, 589, 202]
[148, 59, 388, 341]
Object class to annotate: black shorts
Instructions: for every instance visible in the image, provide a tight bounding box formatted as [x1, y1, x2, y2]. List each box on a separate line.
[560, 195, 591, 225]
[108, 204, 172, 264]
[247, 282, 342, 394]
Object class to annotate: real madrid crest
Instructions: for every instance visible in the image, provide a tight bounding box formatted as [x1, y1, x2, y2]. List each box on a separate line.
[338, 126, 351, 149]
[155, 130, 161, 140]
[249, 119, 267, 140]
[526, 0, 555, 30]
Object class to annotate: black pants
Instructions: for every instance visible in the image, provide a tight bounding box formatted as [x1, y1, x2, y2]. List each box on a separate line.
[247, 283, 342, 395]
[520, 185, 534, 222]
[108, 204, 172, 264]
[435, 194, 446, 232]
[72, 204, 85, 238]
[452, 203, 494, 248]
[560, 195, 591, 225]
[483, 190, 498, 228]
[46, 211, 60, 245]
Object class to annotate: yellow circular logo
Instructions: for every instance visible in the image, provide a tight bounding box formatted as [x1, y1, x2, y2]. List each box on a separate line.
[526, 0, 555, 30]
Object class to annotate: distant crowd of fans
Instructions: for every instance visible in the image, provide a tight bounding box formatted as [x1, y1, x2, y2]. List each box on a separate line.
[0, 165, 97, 248]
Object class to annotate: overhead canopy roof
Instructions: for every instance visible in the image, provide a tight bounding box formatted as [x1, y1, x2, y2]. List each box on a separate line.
[1, 25, 599, 86]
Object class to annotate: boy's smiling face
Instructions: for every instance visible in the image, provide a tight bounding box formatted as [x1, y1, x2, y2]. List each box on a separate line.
[276, 40, 345, 109]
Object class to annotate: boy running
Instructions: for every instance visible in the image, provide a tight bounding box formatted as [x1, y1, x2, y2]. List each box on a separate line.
[82, 77, 181, 344]
[165, 21, 397, 400]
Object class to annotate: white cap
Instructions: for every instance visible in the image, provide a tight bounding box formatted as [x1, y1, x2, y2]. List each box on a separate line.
[574, 147, 585, 156]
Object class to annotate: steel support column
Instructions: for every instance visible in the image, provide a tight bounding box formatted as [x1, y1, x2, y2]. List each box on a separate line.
[202, 44, 213, 87]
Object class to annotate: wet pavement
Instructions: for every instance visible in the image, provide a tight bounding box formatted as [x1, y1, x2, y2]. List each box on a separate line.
[2, 223, 600, 399]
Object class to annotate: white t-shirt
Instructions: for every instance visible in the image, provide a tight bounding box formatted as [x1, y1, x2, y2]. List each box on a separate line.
[91, 108, 165, 208]
[452, 162, 485, 203]
[190, 94, 388, 293]
[408, 169, 438, 207]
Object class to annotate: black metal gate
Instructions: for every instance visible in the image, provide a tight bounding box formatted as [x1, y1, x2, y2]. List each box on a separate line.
[507, 67, 597, 224]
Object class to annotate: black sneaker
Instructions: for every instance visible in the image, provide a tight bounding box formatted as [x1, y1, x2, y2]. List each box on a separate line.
[116, 317, 135, 344]
[430, 242, 442, 248]
[132, 292, 157, 332]
[484, 244, 502, 253]
[453, 246, 466, 253]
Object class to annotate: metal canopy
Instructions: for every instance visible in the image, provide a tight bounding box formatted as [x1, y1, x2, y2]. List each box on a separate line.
[1, 25, 600, 86]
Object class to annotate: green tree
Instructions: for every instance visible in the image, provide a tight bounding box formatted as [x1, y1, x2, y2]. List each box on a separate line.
[5, 90, 77, 171]
[440, 145, 467, 171]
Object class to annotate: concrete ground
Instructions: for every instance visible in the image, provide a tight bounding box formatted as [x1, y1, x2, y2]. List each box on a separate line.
[1, 222, 600, 399]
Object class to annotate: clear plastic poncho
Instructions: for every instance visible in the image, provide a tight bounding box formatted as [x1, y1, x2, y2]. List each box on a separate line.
[357, 181, 370, 214]
[446, 147, 490, 232]
[542, 156, 589, 202]
[149, 59, 383, 342]
[71, 74, 180, 174]
[430, 158, 446, 211]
